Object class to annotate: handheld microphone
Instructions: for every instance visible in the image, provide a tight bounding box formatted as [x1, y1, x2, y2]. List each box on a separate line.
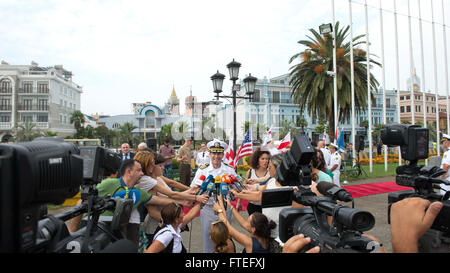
[198, 175, 213, 195]
[316, 182, 353, 202]
[219, 182, 230, 209]
[224, 178, 237, 201]
[214, 176, 222, 202]
[229, 175, 244, 192]
[201, 182, 216, 208]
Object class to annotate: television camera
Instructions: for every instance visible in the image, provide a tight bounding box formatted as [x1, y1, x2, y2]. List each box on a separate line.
[266, 135, 380, 253]
[382, 123, 450, 252]
[0, 137, 132, 253]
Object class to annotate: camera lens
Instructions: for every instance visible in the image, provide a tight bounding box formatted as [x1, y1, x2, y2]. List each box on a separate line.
[336, 208, 375, 232]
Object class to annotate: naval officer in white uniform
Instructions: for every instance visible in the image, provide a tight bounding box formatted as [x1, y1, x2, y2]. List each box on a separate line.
[328, 143, 342, 187]
[440, 134, 450, 197]
[190, 139, 235, 253]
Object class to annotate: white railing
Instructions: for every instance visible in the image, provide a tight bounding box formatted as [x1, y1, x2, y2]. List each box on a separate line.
[0, 122, 12, 129]
[35, 122, 49, 129]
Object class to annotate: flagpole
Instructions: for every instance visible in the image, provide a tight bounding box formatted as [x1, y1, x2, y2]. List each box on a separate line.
[442, 0, 450, 135]
[393, 0, 402, 167]
[431, 0, 441, 156]
[349, 0, 356, 166]
[408, 0, 415, 125]
[379, 0, 387, 172]
[365, 0, 373, 173]
[332, 0, 338, 144]
[418, 0, 428, 166]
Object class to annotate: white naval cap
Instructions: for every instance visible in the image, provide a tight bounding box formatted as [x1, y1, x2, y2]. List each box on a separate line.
[442, 134, 450, 142]
[207, 138, 228, 153]
[329, 143, 339, 149]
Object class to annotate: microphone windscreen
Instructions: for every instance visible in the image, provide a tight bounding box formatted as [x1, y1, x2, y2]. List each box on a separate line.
[316, 182, 335, 195]
[99, 239, 138, 253]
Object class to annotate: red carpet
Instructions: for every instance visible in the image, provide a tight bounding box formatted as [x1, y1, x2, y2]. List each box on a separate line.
[183, 182, 411, 215]
[342, 181, 413, 198]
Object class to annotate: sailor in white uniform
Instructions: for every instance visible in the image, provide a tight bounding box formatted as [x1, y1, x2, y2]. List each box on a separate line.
[440, 134, 450, 197]
[195, 142, 210, 167]
[328, 143, 342, 187]
[190, 139, 235, 253]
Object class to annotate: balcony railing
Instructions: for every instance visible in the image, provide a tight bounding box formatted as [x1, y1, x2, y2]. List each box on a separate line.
[17, 122, 49, 129]
[17, 104, 49, 111]
[0, 122, 12, 130]
[18, 88, 49, 94]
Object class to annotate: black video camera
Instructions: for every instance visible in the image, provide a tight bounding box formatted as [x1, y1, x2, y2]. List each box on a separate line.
[267, 135, 380, 252]
[0, 138, 132, 253]
[382, 123, 450, 252]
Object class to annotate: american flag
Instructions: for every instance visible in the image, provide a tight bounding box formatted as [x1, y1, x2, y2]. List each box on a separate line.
[234, 129, 253, 168]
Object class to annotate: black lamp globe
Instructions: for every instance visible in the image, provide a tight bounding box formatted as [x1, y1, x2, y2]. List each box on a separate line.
[226, 59, 241, 81]
[243, 73, 257, 97]
[211, 70, 225, 95]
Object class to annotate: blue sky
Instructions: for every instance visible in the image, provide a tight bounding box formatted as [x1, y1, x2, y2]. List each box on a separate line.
[0, 0, 449, 116]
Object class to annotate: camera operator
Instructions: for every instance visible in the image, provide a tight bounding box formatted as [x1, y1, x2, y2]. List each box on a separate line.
[440, 134, 450, 196]
[390, 197, 443, 253]
[68, 159, 185, 245]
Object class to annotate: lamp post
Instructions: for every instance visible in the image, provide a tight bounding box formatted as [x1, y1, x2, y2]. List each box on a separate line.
[211, 59, 257, 154]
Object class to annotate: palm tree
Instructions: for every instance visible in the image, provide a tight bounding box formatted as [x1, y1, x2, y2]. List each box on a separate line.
[70, 110, 86, 130]
[119, 122, 137, 145]
[15, 120, 38, 142]
[289, 22, 381, 141]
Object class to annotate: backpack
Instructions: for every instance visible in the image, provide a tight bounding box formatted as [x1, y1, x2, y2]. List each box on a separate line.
[153, 225, 187, 253]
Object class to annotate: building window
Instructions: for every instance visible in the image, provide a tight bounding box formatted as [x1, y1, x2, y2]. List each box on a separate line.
[38, 99, 48, 111]
[0, 114, 10, 122]
[23, 82, 33, 93]
[0, 80, 11, 93]
[37, 114, 48, 122]
[21, 114, 33, 122]
[272, 91, 280, 103]
[22, 99, 33, 110]
[406, 106, 411, 112]
[38, 83, 49, 93]
[400, 106, 404, 113]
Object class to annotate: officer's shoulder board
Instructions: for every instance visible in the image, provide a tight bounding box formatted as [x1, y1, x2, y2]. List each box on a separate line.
[199, 163, 209, 170]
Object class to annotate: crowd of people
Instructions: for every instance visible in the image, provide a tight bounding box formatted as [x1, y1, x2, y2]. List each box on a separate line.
[65, 134, 450, 253]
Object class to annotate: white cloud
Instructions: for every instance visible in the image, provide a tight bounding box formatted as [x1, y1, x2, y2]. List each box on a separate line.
[0, 0, 449, 116]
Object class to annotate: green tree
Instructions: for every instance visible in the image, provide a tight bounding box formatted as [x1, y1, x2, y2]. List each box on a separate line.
[289, 22, 381, 142]
[70, 110, 86, 130]
[296, 117, 308, 135]
[280, 119, 299, 139]
[43, 131, 58, 137]
[119, 122, 137, 145]
[15, 120, 39, 142]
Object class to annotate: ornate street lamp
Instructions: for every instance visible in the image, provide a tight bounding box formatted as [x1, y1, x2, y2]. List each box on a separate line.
[211, 59, 257, 154]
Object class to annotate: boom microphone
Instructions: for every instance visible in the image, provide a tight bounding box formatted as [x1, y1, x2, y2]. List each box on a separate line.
[317, 182, 353, 202]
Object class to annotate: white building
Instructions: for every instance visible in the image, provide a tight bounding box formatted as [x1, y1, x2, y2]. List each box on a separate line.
[0, 61, 83, 140]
